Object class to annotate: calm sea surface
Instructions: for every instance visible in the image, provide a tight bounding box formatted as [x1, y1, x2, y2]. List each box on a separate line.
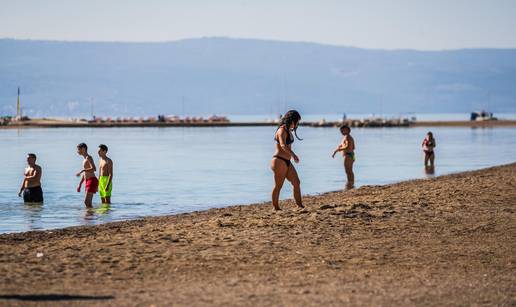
[1, 126, 515, 233]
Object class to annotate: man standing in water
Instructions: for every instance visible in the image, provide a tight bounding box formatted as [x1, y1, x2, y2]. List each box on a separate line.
[18, 153, 44, 203]
[97, 144, 113, 204]
[76, 143, 98, 208]
[332, 125, 356, 189]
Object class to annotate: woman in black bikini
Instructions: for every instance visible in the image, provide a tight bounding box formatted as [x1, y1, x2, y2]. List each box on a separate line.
[270, 110, 304, 210]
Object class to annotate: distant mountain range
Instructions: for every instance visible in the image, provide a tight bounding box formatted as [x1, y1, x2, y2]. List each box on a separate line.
[1, 37, 515, 117]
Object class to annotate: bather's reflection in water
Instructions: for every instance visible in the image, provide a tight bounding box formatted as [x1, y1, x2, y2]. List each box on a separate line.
[83, 203, 112, 225]
[424, 165, 435, 176]
[83, 207, 97, 224]
[95, 204, 111, 215]
[23, 202, 44, 231]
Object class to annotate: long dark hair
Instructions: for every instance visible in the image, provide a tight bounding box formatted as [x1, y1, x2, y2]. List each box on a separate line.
[427, 131, 435, 145]
[278, 110, 302, 140]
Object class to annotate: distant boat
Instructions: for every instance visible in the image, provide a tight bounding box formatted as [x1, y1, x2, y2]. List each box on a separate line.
[470, 110, 497, 121]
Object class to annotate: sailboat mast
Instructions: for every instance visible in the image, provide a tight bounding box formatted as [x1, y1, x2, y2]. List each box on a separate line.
[17, 87, 20, 118]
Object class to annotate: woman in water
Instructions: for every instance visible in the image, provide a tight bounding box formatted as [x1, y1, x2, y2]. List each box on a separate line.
[270, 110, 304, 210]
[422, 131, 436, 167]
[332, 125, 355, 189]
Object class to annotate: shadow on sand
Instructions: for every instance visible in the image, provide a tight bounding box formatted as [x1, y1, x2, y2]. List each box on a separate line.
[0, 294, 114, 301]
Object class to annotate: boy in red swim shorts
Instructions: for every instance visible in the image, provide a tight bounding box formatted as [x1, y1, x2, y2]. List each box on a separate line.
[76, 143, 98, 208]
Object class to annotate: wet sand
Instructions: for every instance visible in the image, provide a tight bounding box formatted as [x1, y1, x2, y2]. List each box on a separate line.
[0, 163, 515, 306]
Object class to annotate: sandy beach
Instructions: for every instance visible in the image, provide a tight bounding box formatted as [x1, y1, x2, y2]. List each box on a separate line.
[0, 163, 515, 306]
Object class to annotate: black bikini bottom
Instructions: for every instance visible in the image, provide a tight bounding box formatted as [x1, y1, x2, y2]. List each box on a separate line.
[273, 155, 291, 167]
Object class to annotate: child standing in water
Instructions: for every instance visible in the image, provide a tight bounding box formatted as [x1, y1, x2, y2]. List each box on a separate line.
[422, 132, 436, 167]
[76, 143, 98, 208]
[97, 144, 113, 204]
[332, 125, 355, 189]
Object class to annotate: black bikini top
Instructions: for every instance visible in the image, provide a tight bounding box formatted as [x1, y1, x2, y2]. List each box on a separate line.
[275, 126, 294, 145]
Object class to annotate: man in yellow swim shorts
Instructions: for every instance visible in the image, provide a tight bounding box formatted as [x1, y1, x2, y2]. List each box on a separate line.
[97, 144, 113, 204]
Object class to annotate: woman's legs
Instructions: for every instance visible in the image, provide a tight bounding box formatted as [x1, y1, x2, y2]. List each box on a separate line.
[344, 157, 355, 189]
[271, 158, 288, 210]
[286, 165, 304, 208]
[429, 152, 435, 167]
[424, 152, 430, 167]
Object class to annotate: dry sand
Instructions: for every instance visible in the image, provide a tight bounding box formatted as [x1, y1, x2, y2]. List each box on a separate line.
[0, 164, 515, 306]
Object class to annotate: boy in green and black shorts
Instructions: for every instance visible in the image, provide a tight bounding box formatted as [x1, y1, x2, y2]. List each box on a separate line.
[97, 144, 113, 204]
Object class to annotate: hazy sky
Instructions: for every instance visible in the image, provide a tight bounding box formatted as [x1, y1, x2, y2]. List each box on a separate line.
[1, 0, 515, 50]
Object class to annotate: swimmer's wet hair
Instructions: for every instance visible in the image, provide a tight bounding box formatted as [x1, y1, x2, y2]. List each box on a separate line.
[99, 144, 108, 152]
[279, 110, 302, 140]
[27, 153, 36, 160]
[77, 143, 88, 150]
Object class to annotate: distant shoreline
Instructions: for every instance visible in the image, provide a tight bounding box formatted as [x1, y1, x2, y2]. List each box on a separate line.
[1, 118, 516, 129]
[411, 120, 516, 127]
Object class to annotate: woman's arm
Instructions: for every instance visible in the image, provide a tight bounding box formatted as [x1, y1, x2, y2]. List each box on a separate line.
[277, 128, 299, 162]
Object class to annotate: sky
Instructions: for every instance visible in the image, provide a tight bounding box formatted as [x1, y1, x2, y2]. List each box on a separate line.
[0, 0, 515, 50]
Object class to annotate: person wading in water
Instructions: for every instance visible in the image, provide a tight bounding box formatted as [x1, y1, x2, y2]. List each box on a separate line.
[332, 125, 356, 190]
[18, 153, 44, 203]
[422, 131, 436, 167]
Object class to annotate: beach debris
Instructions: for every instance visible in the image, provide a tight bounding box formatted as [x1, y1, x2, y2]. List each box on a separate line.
[319, 204, 336, 210]
[381, 210, 397, 217]
[36, 252, 44, 258]
[160, 235, 180, 243]
[350, 203, 372, 210]
[217, 220, 236, 227]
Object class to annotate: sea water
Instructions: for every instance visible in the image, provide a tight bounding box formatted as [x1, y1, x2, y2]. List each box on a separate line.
[0, 126, 515, 233]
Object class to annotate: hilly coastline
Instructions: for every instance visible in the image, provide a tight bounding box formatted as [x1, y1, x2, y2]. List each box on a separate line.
[1, 37, 516, 117]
